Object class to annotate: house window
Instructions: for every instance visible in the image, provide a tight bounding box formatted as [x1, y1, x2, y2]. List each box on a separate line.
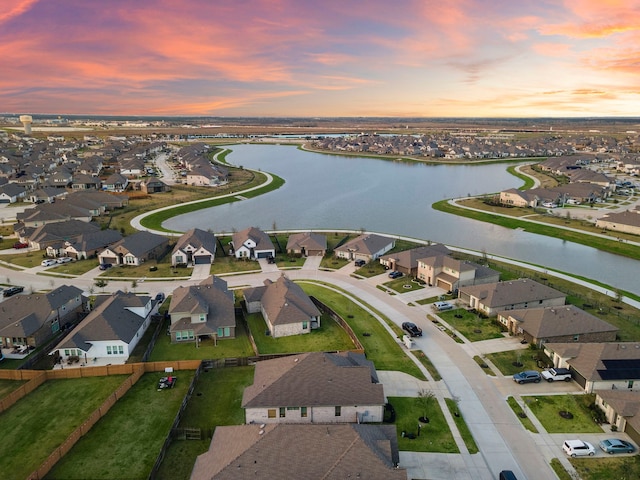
[176, 256, 183, 263]
[188, 330, 194, 340]
[199, 314, 206, 322]
[224, 327, 230, 337]
[64, 349, 70, 356]
[107, 346, 112, 355]
[118, 345, 124, 354]
[335, 406, 341, 417]
[302, 321, 308, 330]
[217, 328, 223, 337]
[629, 381, 634, 389]
[573, 334, 579, 341]
[268, 409, 276, 418]
[279, 407, 286, 418]
[301, 407, 307, 418]
[176, 331, 182, 341]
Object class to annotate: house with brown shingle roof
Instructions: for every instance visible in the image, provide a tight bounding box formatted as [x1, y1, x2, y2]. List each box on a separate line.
[286, 231, 327, 257]
[544, 342, 640, 393]
[243, 275, 320, 338]
[168, 276, 235, 343]
[596, 207, 640, 236]
[499, 188, 540, 207]
[171, 228, 217, 266]
[98, 231, 169, 266]
[594, 390, 640, 446]
[242, 351, 385, 424]
[379, 243, 450, 276]
[497, 305, 618, 347]
[190, 423, 406, 480]
[416, 253, 499, 292]
[458, 278, 566, 317]
[334, 233, 395, 262]
[230, 226, 275, 260]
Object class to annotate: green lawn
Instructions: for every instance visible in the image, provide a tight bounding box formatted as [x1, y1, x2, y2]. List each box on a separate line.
[300, 282, 425, 379]
[445, 398, 478, 454]
[45, 371, 195, 480]
[571, 456, 640, 480]
[384, 276, 425, 294]
[411, 350, 441, 380]
[148, 315, 255, 361]
[389, 396, 458, 453]
[246, 311, 356, 354]
[485, 349, 546, 376]
[0, 378, 27, 399]
[153, 366, 255, 480]
[0, 376, 127, 480]
[438, 309, 505, 342]
[506, 396, 538, 433]
[472, 355, 497, 376]
[527, 394, 603, 434]
[44, 258, 99, 276]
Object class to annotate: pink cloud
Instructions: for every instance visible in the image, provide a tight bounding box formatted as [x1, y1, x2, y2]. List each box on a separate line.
[0, 0, 39, 25]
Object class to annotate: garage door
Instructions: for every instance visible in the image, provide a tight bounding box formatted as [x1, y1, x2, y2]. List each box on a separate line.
[194, 255, 211, 264]
[257, 251, 271, 258]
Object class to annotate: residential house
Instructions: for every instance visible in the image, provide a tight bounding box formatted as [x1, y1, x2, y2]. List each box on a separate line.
[28, 186, 66, 204]
[417, 254, 500, 292]
[544, 342, 640, 393]
[334, 233, 395, 262]
[61, 228, 123, 260]
[286, 231, 327, 257]
[594, 390, 640, 446]
[98, 231, 169, 266]
[168, 275, 235, 343]
[0, 183, 27, 203]
[596, 208, 640, 236]
[241, 351, 385, 424]
[190, 423, 405, 480]
[458, 279, 566, 316]
[171, 228, 217, 266]
[186, 165, 226, 186]
[243, 275, 320, 338]
[27, 219, 102, 252]
[497, 305, 618, 347]
[379, 243, 451, 276]
[102, 173, 129, 192]
[499, 188, 539, 208]
[140, 178, 169, 194]
[50, 291, 155, 366]
[71, 173, 101, 190]
[0, 285, 85, 350]
[229, 226, 275, 260]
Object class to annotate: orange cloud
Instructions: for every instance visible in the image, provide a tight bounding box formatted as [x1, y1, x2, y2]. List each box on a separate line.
[0, 0, 39, 24]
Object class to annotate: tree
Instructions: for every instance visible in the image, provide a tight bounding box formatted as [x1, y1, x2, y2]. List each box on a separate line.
[95, 279, 108, 292]
[131, 279, 138, 292]
[417, 388, 435, 421]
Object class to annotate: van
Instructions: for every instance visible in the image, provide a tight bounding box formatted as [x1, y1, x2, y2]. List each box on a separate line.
[499, 470, 517, 480]
[434, 301, 453, 311]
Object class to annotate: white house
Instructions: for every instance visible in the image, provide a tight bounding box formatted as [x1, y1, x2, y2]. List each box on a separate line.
[229, 226, 275, 260]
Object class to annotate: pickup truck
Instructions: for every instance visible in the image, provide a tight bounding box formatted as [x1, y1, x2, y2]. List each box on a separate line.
[541, 367, 572, 382]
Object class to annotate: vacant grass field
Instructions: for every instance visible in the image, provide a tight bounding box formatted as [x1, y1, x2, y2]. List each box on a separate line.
[389, 396, 458, 453]
[527, 394, 603, 434]
[45, 371, 195, 480]
[148, 315, 255, 361]
[438, 309, 505, 342]
[485, 349, 545, 376]
[299, 282, 424, 379]
[0, 376, 127, 480]
[571, 455, 640, 480]
[246, 311, 356, 354]
[154, 366, 255, 480]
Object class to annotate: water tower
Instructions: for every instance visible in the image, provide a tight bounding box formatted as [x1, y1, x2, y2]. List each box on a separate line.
[19, 115, 33, 134]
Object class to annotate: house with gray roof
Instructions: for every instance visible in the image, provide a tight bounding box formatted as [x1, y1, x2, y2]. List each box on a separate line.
[594, 390, 640, 446]
[458, 278, 566, 317]
[26, 219, 101, 252]
[190, 423, 405, 480]
[0, 285, 85, 350]
[242, 351, 385, 424]
[544, 342, 640, 393]
[0, 182, 27, 203]
[98, 231, 169, 266]
[168, 275, 235, 343]
[334, 233, 395, 262]
[61, 228, 123, 260]
[243, 275, 320, 338]
[497, 305, 618, 347]
[230, 226, 275, 260]
[499, 188, 540, 208]
[379, 243, 451, 278]
[171, 228, 217, 266]
[71, 173, 101, 190]
[50, 291, 155, 366]
[286, 231, 327, 257]
[102, 173, 129, 192]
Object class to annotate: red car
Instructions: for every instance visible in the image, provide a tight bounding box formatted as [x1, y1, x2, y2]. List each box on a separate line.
[13, 242, 29, 249]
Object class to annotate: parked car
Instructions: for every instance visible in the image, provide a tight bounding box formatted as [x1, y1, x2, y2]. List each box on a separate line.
[98, 263, 113, 270]
[434, 301, 454, 311]
[563, 439, 595, 457]
[3, 286, 25, 297]
[402, 321, 423, 337]
[512, 370, 541, 384]
[541, 367, 572, 382]
[354, 259, 366, 267]
[13, 242, 29, 249]
[542, 202, 557, 208]
[598, 438, 635, 454]
[56, 256, 73, 264]
[41, 259, 57, 267]
[388, 270, 403, 279]
[155, 292, 165, 303]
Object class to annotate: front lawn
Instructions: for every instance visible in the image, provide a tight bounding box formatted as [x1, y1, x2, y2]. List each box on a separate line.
[152, 366, 255, 480]
[438, 309, 505, 342]
[527, 394, 604, 434]
[385, 276, 425, 294]
[571, 456, 640, 480]
[245, 311, 356, 355]
[300, 283, 425, 379]
[0, 376, 127, 480]
[389, 396, 458, 453]
[45, 371, 195, 480]
[485, 349, 546, 376]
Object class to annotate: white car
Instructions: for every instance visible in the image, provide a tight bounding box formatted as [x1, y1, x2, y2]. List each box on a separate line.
[563, 439, 595, 457]
[56, 257, 73, 263]
[542, 202, 557, 208]
[41, 259, 57, 267]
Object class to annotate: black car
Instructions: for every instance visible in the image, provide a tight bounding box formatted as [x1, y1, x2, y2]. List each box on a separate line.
[402, 321, 423, 337]
[155, 292, 165, 303]
[388, 270, 403, 279]
[354, 259, 366, 267]
[99, 263, 113, 270]
[3, 286, 25, 297]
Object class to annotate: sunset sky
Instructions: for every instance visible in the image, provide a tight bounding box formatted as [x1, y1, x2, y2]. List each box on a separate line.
[1, 0, 639, 117]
